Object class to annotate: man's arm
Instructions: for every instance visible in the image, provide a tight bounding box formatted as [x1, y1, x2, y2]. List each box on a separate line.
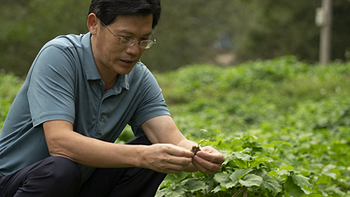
[43, 120, 194, 174]
[141, 115, 225, 174]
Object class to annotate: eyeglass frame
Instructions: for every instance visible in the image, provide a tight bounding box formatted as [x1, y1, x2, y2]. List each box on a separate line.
[100, 21, 156, 49]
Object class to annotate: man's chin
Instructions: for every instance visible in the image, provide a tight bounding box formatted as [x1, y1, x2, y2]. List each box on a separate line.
[116, 66, 136, 75]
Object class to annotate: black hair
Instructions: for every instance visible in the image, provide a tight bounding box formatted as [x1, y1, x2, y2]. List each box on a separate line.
[88, 0, 161, 29]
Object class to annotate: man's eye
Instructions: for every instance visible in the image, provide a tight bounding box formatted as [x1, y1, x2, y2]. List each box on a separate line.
[121, 37, 131, 40]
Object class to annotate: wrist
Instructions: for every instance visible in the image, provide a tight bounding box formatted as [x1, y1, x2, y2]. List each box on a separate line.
[133, 145, 146, 168]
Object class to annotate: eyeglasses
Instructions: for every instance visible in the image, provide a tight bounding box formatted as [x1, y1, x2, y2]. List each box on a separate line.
[100, 21, 156, 49]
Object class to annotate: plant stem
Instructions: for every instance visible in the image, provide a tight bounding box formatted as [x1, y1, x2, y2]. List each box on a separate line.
[232, 186, 246, 197]
[192, 172, 197, 178]
[243, 187, 248, 197]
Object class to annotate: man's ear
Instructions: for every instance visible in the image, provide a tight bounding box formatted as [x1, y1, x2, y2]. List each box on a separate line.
[87, 13, 99, 35]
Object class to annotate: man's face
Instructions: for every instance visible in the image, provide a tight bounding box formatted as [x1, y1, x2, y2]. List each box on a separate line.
[92, 14, 153, 76]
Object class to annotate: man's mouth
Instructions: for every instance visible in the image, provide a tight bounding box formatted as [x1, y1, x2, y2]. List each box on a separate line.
[121, 59, 134, 63]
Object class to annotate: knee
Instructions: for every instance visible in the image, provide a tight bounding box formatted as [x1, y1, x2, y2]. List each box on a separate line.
[12, 156, 82, 197]
[32, 156, 82, 194]
[47, 156, 82, 184]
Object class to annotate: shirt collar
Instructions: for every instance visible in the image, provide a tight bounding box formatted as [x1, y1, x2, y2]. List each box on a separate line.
[82, 32, 100, 80]
[116, 74, 130, 91]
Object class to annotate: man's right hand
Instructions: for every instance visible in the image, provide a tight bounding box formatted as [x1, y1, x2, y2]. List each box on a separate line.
[139, 144, 194, 174]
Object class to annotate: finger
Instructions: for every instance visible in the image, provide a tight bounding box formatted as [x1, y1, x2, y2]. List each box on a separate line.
[192, 155, 222, 174]
[192, 159, 210, 174]
[156, 158, 191, 174]
[161, 144, 194, 158]
[164, 154, 192, 166]
[196, 149, 225, 164]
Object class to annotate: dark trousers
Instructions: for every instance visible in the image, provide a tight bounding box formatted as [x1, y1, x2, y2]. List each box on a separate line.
[0, 136, 166, 197]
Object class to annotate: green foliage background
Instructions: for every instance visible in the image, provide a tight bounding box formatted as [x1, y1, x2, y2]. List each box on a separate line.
[1, 56, 350, 196]
[0, 72, 23, 128]
[1, 0, 350, 76]
[2, 56, 349, 196]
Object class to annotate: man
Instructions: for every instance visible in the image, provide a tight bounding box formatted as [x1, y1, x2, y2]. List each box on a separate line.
[0, 0, 225, 196]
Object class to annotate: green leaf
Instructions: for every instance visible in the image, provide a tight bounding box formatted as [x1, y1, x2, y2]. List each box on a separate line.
[214, 171, 230, 184]
[284, 176, 305, 197]
[239, 174, 263, 187]
[277, 170, 290, 176]
[292, 174, 312, 188]
[182, 178, 207, 192]
[261, 174, 282, 196]
[233, 159, 248, 168]
[299, 194, 324, 197]
[325, 184, 346, 196]
[250, 156, 267, 168]
[229, 169, 253, 184]
[212, 185, 222, 193]
[170, 186, 187, 197]
[279, 166, 294, 171]
[233, 152, 252, 161]
[322, 164, 337, 172]
[165, 171, 189, 182]
[268, 170, 278, 178]
[214, 172, 236, 188]
[254, 169, 268, 177]
[315, 174, 332, 184]
[272, 140, 294, 150]
[155, 187, 172, 197]
[155, 186, 186, 197]
[322, 171, 337, 179]
[242, 135, 258, 142]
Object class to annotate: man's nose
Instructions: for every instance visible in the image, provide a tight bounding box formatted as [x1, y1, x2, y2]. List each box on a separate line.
[125, 43, 140, 55]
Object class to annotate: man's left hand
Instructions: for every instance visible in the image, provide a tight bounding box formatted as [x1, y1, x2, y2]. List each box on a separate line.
[192, 146, 225, 174]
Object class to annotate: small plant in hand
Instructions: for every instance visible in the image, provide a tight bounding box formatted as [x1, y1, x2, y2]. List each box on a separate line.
[190, 145, 200, 155]
[190, 140, 207, 155]
[190, 129, 211, 155]
[191, 145, 201, 155]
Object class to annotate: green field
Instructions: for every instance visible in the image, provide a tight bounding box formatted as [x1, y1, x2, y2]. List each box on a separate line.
[1, 56, 349, 196]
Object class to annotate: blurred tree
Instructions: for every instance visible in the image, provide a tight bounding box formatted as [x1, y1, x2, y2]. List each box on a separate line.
[0, 0, 90, 76]
[142, 0, 243, 71]
[235, 0, 321, 62]
[144, 0, 350, 71]
[235, 0, 350, 64]
[1, 0, 350, 76]
[332, 0, 350, 61]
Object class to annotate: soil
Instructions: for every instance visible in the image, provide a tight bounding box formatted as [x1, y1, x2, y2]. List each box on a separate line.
[191, 145, 201, 155]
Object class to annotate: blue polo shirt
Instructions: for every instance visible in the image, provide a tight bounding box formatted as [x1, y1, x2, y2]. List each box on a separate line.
[0, 32, 170, 182]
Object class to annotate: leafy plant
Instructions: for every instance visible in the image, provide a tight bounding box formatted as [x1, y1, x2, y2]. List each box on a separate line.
[0, 72, 23, 129]
[156, 133, 318, 197]
[154, 56, 350, 196]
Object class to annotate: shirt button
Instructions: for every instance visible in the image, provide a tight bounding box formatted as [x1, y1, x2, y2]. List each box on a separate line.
[99, 82, 103, 86]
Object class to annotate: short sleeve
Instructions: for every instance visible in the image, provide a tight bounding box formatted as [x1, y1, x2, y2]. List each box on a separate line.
[128, 67, 170, 136]
[28, 45, 77, 127]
